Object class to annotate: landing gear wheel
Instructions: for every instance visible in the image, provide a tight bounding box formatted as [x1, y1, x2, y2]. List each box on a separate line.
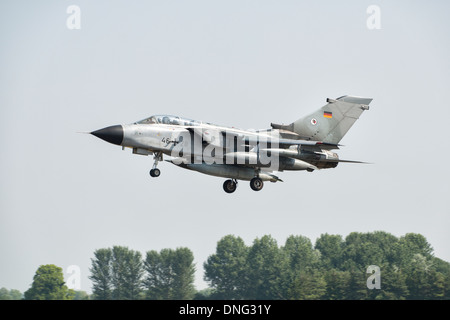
[250, 177, 264, 191]
[223, 179, 237, 193]
[150, 168, 161, 177]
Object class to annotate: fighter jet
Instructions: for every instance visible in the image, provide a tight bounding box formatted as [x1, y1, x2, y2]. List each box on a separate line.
[89, 95, 372, 193]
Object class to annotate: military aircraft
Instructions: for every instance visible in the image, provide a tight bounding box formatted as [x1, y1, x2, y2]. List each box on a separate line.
[89, 95, 372, 193]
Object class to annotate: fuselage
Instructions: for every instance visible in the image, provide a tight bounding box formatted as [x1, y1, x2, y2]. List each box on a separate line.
[92, 118, 338, 174]
[89, 95, 371, 192]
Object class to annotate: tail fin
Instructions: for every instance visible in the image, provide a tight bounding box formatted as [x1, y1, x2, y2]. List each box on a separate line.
[271, 95, 372, 144]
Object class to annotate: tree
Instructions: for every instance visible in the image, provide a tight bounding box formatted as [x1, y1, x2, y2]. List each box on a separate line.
[24, 264, 74, 300]
[405, 254, 446, 300]
[90, 246, 144, 300]
[171, 247, 196, 299]
[203, 235, 248, 299]
[117, 247, 144, 299]
[201, 232, 450, 300]
[433, 257, 450, 300]
[144, 249, 172, 299]
[287, 271, 326, 300]
[0, 288, 22, 300]
[89, 248, 112, 300]
[144, 247, 196, 299]
[395, 234, 434, 272]
[345, 269, 368, 300]
[365, 265, 409, 300]
[341, 231, 398, 271]
[323, 269, 351, 300]
[283, 235, 319, 272]
[281, 235, 321, 299]
[245, 235, 284, 299]
[315, 234, 344, 269]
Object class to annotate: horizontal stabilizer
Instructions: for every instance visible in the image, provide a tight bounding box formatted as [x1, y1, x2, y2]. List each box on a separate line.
[319, 159, 371, 164]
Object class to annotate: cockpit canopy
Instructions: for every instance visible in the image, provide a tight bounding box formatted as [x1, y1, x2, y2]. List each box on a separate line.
[136, 115, 201, 126]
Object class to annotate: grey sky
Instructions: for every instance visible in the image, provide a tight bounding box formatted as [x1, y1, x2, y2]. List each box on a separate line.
[1, 0, 449, 293]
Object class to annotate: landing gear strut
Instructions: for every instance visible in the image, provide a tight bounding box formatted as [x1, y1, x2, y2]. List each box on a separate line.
[149, 152, 162, 178]
[223, 179, 238, 193]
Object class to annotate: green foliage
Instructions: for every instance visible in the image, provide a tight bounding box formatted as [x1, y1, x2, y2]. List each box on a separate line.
[194, 288, 216, 300]
[111, 246, 144, 299]
[287, 271, 326, 300]
[89, 246, 143, 300]
[72, 290, 90, 300]
[90, 245, 195, 300]
[323, 269, 350, 300]
[245, 235, 284, 299]
[280, 235, 321, 299]
[204, 231, 450, 300]
[0, 288, 22, 300]
[83, 231, 450, 300]
[341, 231, 398, 270]
[144, 247, 196, 299]
[24, 264, 73, 300]
[203, 235, 248, 299]
[315, 234, 344, 269]
[371, 265, 409, 300]
[89, 248, 112, 299]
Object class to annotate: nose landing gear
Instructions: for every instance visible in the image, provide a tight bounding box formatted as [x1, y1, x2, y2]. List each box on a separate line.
[149, 152, 163, 178]
[149, 168, 161, 177]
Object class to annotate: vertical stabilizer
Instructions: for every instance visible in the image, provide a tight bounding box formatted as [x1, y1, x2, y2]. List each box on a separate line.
[272, 96, 372, 144]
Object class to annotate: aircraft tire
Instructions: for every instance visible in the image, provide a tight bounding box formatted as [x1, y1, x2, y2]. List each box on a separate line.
[150, 168, 161, 177]
[250, 177, 263, 191]
[223, 179, 237, 193]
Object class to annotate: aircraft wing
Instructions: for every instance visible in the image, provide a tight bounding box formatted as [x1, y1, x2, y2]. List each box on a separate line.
[185, 126, 233, 146]
[243, 136, 340, 149]
[185, 126, 340, 149]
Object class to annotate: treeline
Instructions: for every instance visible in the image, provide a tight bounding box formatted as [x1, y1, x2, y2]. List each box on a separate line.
[21, 264, 89, 300]
[0, 288, 22, 300]
[17, 232, 450, 300]
[87, 232, 450, 300]
[203, 232, 450, 300]
[90, 246, 195, 299]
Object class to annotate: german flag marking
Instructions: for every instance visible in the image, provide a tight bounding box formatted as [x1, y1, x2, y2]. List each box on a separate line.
[323, 111, 332, 118]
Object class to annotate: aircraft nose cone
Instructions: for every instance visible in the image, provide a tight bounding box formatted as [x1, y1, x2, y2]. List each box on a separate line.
[91, 125, 124, 145]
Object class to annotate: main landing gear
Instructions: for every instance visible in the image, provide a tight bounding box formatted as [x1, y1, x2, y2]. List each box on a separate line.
[223, 179, 238, 193]
[149, 152, 162, 178]
[250, 177, 264, 191]
[249, 168, 264, 192]
[222, 177, 264, 193]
